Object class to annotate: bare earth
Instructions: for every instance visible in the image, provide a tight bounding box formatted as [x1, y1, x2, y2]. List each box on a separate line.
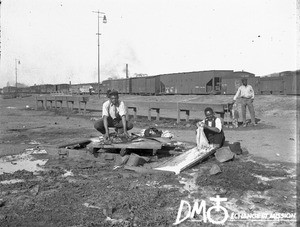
[0, 95, 298, 227]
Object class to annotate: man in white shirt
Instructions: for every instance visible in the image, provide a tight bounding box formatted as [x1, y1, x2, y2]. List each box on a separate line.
[197, 107, 225, 148]
[233, 78, 256, 127]
[94, 90, 133, 139]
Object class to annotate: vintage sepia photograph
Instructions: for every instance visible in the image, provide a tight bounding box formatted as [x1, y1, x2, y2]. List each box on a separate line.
[0, 0, 299, 226]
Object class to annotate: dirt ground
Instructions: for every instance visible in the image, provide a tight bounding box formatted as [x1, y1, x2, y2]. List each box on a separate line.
[0, 95, 298, 227]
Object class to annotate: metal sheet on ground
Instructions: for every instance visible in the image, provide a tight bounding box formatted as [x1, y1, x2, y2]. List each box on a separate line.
[154, 146, 215, 175]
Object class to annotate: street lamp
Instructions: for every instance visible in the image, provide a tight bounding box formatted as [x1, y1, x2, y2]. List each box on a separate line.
[92, 11, 107, 98]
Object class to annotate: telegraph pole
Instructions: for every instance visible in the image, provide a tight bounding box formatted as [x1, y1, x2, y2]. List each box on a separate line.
[0, 0, 2, 63]
[92, 11, 107, 98]
[15, 59, 20, 88]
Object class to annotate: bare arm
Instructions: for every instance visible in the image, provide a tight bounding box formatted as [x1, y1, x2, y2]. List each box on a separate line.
[233, 87, 241, 101]
[121, 115, 128, 135]
[103, 115, 109, 139]
[203, 124, 220, 133]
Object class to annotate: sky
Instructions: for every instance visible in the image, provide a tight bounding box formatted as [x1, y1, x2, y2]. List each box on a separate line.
[0, 0, 299, 88]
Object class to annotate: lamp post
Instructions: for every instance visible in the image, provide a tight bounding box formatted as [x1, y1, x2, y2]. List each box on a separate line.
[92, 11, 107, 98]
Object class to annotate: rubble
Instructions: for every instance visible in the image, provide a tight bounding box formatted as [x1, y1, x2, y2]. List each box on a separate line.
[215, 147, 235, 162]
[209, 164, 222, 175]
[126, 153, 149, 167]
[229, 142, 242, 155]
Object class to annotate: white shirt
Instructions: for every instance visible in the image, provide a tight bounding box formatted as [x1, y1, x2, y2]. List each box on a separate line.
[102, 100, 127, 119]
[233, 85, 255, 101]
[200, 117, 222, 132]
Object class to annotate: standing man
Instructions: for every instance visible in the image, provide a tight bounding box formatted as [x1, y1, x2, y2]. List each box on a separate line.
[197, 107, 225, 148]
[233, 78, 256, 127]
[94, 90, 133, 139]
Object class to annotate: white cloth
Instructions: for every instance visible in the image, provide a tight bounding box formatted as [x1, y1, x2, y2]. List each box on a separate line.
[196, 127, 209, 149]
[102, 100, 127, 118]
[233, 85, 255, 101]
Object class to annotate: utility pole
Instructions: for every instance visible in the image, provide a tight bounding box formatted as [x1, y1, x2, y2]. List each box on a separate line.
[126, 64, 129, 78]
[15, 59, 20, 88]
[0, 0, 2, 63]
[92, 11, 107, 98]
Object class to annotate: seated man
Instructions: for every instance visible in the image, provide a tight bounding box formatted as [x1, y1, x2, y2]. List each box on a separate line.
[94, 90, 133, 140]
[197, 107, 225, 148]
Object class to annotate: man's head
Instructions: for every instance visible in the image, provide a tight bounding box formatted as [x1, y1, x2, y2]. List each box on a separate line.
[108, 90, 119, 105]
[241, 78, 248, 86]
[204, 107, 214, 120]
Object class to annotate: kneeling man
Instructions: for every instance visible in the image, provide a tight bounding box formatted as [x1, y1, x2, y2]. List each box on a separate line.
[197, 107, 225, 148]
[94, 90, 133, 140]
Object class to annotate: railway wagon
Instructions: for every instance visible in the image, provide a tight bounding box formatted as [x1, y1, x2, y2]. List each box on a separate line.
[130, 76, 160, 95]
[145, 76, 160, 95]
[40, 84, 56, 94]
[281, 71, 300, 95]
[283, 74, 300, 95]
[100, 80, 112, 94]
[29, 85, 42, 94]
[55, 84, 70, 94]
[110, 79, 131, 94]
[259, 77, 284, 95]
[159, 70, 234, 94]
[131, 77, 147, 94]
[3, 86, 17, 93]
[70, 84, 82, 94]
[221, 77, 260, 95]
[18, 87, 32, 94]
[226, 71, 255, 79]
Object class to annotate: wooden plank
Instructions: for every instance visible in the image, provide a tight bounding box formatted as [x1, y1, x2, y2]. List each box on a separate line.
[90, 138, 162, 150]
[126, 101, 225, 112]
[178, 102, 225, 112]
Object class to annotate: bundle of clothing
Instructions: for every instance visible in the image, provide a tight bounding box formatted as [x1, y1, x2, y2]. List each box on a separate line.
[196, 126, 210, 150]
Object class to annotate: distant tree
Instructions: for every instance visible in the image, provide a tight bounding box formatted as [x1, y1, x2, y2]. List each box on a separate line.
[6, 82, 10, 87]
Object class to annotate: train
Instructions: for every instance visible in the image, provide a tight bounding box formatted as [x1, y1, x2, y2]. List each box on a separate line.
[1, 70, 299, 98]
[100, 70, 299, 95]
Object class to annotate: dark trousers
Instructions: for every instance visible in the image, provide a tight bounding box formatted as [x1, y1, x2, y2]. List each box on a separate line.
[94, 117, 133, 134]
[204, 129, 225, 148]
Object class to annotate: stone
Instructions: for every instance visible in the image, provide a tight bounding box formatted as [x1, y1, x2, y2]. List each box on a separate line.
[104, 153, 115, 160]
[215, 147, 235, 162]
[115, 155, 129, 166]
[30, 185, 39, 196]
[126, 153, 147, 166]
[241, 147, 249, 155]
[209, 164, 222, 175]
[229, 142, 242, 155]
[0, 199, 6, 207]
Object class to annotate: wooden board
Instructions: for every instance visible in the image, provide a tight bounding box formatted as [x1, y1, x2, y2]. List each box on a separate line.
[89, 137, 162, 150]
[154, 146, 216, 175]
